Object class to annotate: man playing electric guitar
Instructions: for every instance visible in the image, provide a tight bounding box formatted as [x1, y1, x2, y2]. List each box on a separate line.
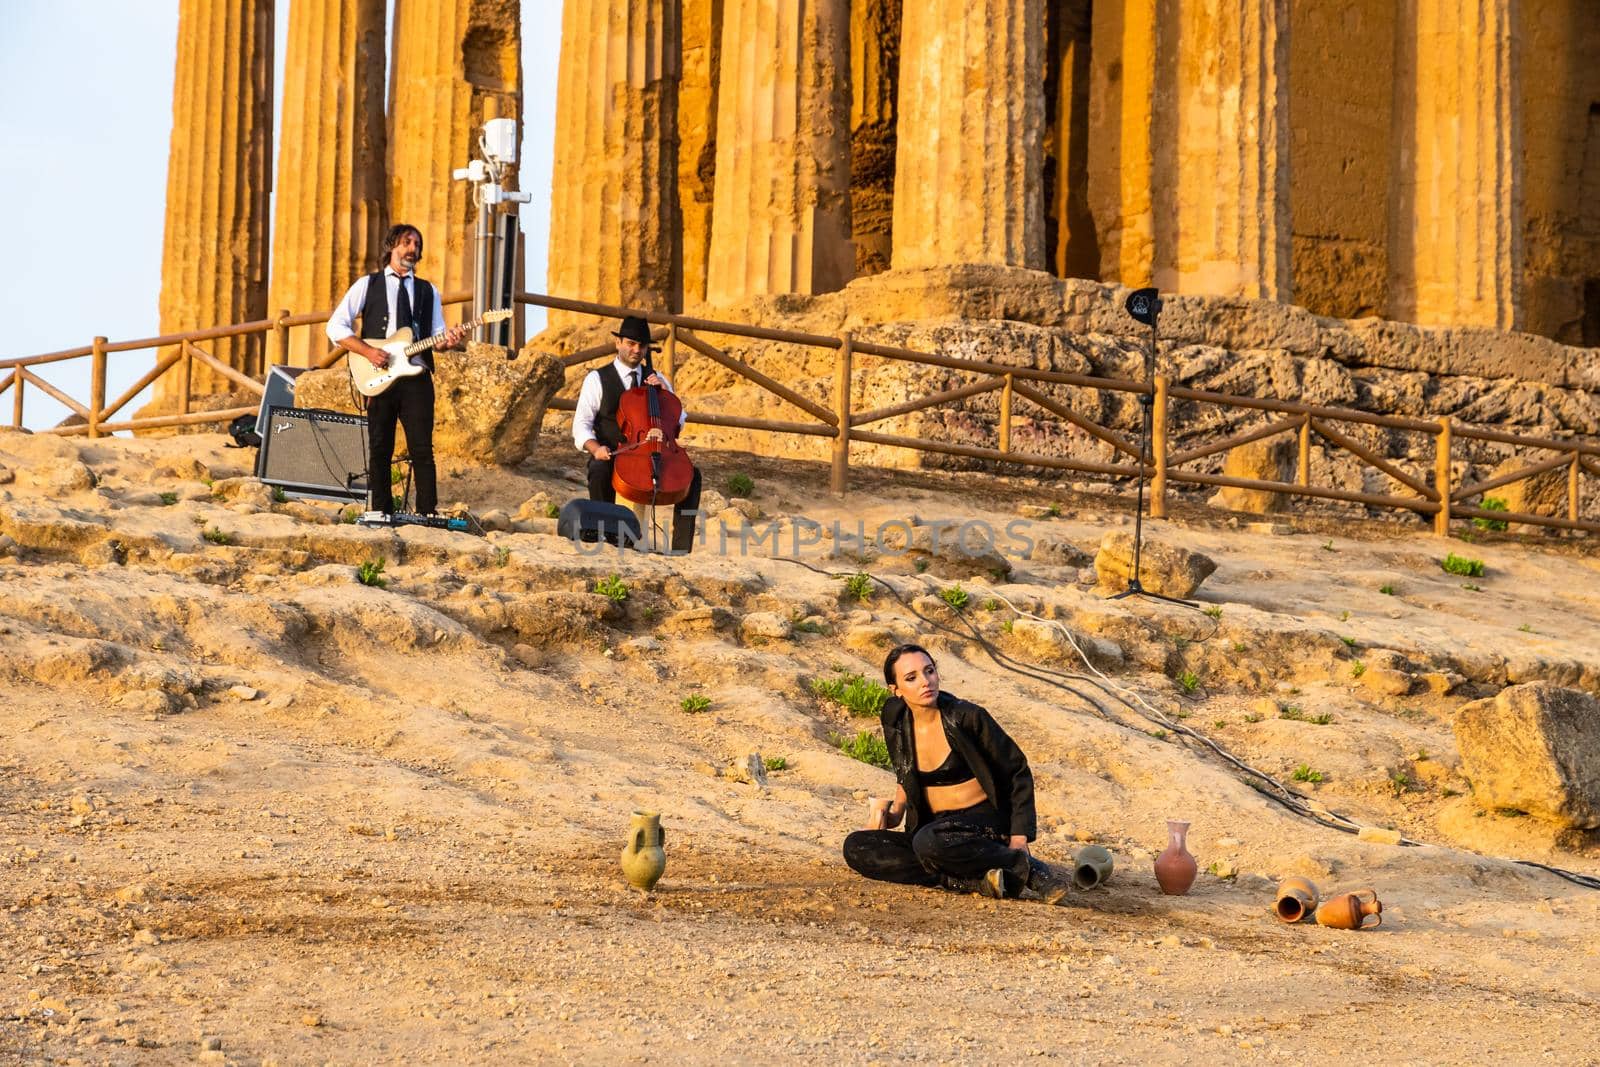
[326, 223, 465, 515]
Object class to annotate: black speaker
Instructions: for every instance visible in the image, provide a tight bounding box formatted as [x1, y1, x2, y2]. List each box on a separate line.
[256, 406, 369, 502]
[557, 499, 642, 545]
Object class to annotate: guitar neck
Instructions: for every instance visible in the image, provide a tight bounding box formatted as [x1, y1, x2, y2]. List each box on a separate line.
[403, 314, 490, 356]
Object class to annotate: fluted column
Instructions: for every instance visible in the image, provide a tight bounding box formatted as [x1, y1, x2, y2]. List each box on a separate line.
[1166, 0, 1290, 300]
[155, 0, 274, 400]
[388, 0, 521, 302]
[850, 0, 901, 278]
[679, 0, 721, 307]
[1398, 0, 1521, 329]
[891, 0, 1044, 271]
[547, 0, 680, 322]
[705, 0, 853, 306]
[271, 0, 387, 366]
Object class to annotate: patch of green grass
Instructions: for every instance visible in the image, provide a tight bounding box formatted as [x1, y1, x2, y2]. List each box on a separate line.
[840, 572, 872, 602]
[492, 546, 511, 568]
[202, 476, 214, 488]
[1203, 605, 1223, 620]
[1339, 610, 1351, 622]
[1046, 501, 1062, 518]
[1473, 496, 1509, 532]
[1001, 619, 1014, 634]
[831, 730, 891, 770]
[1172, 636, 1191, 650]
[1389, 770, 1412, 795]
[1461, 582, 1481, 592]
[939, 583, 969, 612]
[594, 574, 629, 603]
[202, 527, 232, 546]
[271, 485, 287, 504]
[763, 755, 789, 772]
[1308, 712, 1332, 725]
[1231, 641, 1247, 654]
[544, 502, 560, 519]
[981, 597, 1001, 612]
[1147, 729, 1169, 740]
[159, 491, 179, 506]
[1494, 807, 1528, 818]
[1212, 719, 1228, 729]
[811, 673, 891, 718]
[1378, 583, 1396, 596]
[357, 557, 387, 588]
[641, 604, 660, 621]
[914, 558, 929, 574]
[793, 618, 827, 634]
[1456, 529, 1480, 544]
[1441, 552, 1485, 578]
[725, 472, 755, 497]
[1439, 787, 1461, 798]
[680, 694, 711, 714]
[1291, 764, 1325, 784]
[1350, 660, 1367, 678]
[1518, 623, 1534, 633]
[1176, 670, 1200, 695]
[1244, 713, 1264, 724]
[1279, 704, 1305, 721]
[1321, 539, 1338, 552]
[1340, 635, 1358, 648]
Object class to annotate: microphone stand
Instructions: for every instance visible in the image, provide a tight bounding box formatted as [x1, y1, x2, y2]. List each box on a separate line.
[1107, 287, 1196, 608]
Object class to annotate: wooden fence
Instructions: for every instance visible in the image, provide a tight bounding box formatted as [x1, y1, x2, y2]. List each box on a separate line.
[3, 289, 1595, 537]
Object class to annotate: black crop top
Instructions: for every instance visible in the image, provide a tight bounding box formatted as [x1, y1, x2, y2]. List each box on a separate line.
[918, 743, 975, 788]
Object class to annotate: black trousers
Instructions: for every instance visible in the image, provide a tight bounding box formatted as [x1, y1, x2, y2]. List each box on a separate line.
[587, 456, 703, 552]
[842, 800, 1030, 891]
[367, 374, 436, 514]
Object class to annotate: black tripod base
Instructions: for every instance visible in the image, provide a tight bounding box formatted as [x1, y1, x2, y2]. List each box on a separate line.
[1106, 577, 1199, 608]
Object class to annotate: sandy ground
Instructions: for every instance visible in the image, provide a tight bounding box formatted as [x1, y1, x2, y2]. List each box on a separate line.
[1, 427, 1599, 1065]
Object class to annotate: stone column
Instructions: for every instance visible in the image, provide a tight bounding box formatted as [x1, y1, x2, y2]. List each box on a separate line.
[546, 0, 680, 322]
[679, 0, 722, 308]
[270, 0, 387, 366]
[705, 0, 853, 306]
[1396, 0, 1521, 329]
[891, 0, 1044, 271]
[155, 0, 274, 401]
[850, 0, 901, 278]
[388, 0, 521, 302]
[1165, 0, 1290, 301]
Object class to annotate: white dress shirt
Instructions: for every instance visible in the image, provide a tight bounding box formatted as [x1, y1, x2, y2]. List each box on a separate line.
[326, 267, 447, 345]
[573, 357, 687, 452]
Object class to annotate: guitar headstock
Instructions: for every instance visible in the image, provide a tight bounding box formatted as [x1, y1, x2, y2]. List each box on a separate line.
[484, 308, 513, 323]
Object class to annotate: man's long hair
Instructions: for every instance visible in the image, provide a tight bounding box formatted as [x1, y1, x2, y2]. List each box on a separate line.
[382, 223, 424, 264]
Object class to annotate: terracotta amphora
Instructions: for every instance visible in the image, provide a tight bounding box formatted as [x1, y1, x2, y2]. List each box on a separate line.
[620, 810, 667, 891]
[1072, 845, 1115, 890]
[1275, 876, 1320, 923]
[1315, 888, 1382, 930]
[1154, 820, 1198, 895]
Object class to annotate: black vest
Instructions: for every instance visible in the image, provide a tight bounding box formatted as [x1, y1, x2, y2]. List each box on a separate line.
[593, 364, 631, 448]
[361, 271, 436, 372]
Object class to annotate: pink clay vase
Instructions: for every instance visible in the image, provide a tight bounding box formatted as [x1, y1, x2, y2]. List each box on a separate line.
[1154, 820, 1198, 895]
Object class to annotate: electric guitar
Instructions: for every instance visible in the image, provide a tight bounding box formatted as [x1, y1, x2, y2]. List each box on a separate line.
[346, 308, 514, 397]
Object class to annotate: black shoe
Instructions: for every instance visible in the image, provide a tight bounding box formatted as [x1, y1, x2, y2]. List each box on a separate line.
[1026, 857, 1073, 905]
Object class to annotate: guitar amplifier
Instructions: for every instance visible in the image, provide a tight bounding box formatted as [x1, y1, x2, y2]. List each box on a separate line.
[255, 406, 369, 502]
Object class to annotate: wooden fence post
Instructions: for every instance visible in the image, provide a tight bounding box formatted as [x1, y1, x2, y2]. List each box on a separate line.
[999, 373, 1013, 455]
[663, 322, 677, 382]
[1297, 412, 1311, 486]
[831, 333, 853, 495]
[275, 310, 291, 368]
[1434, 416, 1452, 536]
[11, 370, 22, 428]
[1570, 450, 1582, 522]
[1150, 375, 1169, 519]
[89, 337, 107, 438]
[178, 340, 193, 416]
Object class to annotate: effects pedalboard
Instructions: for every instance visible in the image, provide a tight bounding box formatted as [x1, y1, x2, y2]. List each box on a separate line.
[356, 511, 473, 533]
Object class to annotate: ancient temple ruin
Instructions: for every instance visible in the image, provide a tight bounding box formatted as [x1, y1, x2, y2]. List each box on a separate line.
[549, 0, 1600, 346]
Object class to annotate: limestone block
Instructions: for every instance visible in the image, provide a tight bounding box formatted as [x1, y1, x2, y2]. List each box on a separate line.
[293, 342, 563, 465]
[1214, 436, 1296, 514]
[891, 0, 1044, 270]
[739, 612, 794, 642]
[1094, 532, 1216, 598]
[877, 524, 1013, 579]
[1484, 457, 1568, 519]
[1454, 683, 1600, 829]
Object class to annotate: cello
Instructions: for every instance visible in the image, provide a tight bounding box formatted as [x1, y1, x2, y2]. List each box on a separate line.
[611, 347, 696, 508]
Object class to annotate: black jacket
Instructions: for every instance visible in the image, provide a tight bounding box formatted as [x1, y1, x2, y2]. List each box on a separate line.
[881, 691, 1037, 841]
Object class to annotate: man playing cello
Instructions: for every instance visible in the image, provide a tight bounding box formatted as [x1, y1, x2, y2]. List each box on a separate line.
[572, 316, 703, 553]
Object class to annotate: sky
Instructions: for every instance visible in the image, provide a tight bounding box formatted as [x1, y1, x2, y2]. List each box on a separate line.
[0, 0, 563, 431]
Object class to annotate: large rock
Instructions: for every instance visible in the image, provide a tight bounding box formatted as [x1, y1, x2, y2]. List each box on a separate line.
[1454, 683, 1600, 830]
[1213, 436, 1296, 514]
[1094, 532, 1216, 598]
[1485, 456, 1568, 520]
[877, 520, 1013, 578]
[293, 341, 564, 465]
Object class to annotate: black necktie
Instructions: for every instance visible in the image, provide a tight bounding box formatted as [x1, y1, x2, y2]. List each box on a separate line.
[630, 370, 640, 389]
[395, 276, 413, 331]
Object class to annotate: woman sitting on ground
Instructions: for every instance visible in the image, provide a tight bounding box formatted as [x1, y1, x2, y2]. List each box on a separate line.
[842, 643, 1070, 902]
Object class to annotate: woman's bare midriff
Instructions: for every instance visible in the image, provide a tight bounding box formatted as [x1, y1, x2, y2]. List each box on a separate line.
[925, 777, 989, 812]
[912, 714, 990, 812]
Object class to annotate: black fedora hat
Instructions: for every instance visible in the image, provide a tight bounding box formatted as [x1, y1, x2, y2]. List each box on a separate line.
[612, 315, 657, 349]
